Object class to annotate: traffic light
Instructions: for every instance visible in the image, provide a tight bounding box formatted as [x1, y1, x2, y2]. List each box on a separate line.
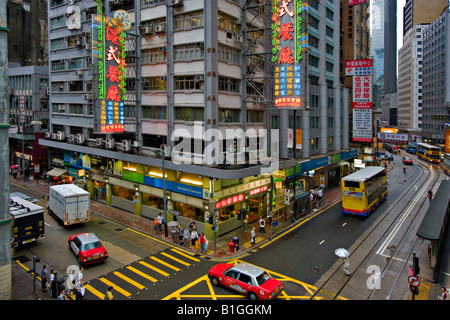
[237, 210, 242, 220]
[413, 256, 420, 275]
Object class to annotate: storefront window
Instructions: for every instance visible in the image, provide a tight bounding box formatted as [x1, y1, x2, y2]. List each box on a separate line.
[217, 203, 240, 221]
[246, 194, 267, 222]
[172, 202, 204, 222]
[112, 185, 135, 201]
[142, 194, 164, 209]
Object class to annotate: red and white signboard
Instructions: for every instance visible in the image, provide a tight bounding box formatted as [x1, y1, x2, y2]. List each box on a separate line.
[345, 59, 373, 76]
[353, 76, 372, 102]
[348, 0, 368, 6]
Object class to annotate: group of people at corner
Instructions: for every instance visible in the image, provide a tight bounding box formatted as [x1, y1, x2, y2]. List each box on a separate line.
[153, 211, 273, 254]
[40, 265, 86, 300]
[153, 213, 209, 253]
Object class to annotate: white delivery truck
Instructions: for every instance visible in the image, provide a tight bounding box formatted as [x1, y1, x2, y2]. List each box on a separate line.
[48, 184, 90, 225]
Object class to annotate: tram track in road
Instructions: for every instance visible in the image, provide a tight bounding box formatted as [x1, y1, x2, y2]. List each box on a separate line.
[310, 154, 443, 300]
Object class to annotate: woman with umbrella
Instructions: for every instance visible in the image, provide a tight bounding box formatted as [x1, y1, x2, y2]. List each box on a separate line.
[335, 248, 351, 276]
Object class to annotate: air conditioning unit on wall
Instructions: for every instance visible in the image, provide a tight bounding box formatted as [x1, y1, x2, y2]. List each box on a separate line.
[56, 131, 65, 141]
[105, 138, 115, 149]
[121, 140, 131, 152]
[76, 133, 85, 144]
[96, 138, 104, 147]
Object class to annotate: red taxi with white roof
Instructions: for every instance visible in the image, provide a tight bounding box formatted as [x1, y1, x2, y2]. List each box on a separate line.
[208, 262, 283, 300]
[68, 233, 108, 265]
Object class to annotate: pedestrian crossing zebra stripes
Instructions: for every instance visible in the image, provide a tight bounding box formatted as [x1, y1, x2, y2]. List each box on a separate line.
[84, 248, 201, 300]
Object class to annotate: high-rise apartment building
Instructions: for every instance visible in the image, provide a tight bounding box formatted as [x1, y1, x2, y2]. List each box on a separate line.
[403, 0, 448, 37]
[422, 8, 450, 144]
[397, 25, 425, 132]
[40, 0, 356, 241]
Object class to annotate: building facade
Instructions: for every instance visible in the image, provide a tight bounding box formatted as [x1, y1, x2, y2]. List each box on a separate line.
[397, 24, 425, 133]
[8, 65, 49, 179]
[41, 0, 357, 240]
[422, 8, 450, 144]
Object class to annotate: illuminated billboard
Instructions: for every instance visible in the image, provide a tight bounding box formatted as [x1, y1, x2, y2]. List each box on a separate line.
[92, 14, 127, 133]
[272, 0, 308, 109]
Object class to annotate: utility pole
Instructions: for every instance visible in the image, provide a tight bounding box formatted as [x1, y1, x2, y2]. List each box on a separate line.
[0, 0, 12, 300]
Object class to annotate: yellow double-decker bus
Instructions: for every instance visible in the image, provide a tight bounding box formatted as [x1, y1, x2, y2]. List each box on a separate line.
[341, 166, 388, 217]
[417, 143, 441, 164]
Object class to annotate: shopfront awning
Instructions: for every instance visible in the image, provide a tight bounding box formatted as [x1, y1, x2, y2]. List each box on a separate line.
[47, 168, 67, 177]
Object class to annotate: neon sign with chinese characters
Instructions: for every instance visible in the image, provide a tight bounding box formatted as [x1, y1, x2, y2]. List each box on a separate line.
[272, 0, 308, 108]
[92, 15, 126, 133]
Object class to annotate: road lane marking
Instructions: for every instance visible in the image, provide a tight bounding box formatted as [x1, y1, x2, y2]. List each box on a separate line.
[319, 240, 325, 245]
[161, 252, 191, 266]
[84, 284, 105, 300]
[113, 271, 146, 290]
[138, 260, 170, 277]
[99, 277, 132, 297]
[150, 256, 181, 271]
[127, 266, 158, 283]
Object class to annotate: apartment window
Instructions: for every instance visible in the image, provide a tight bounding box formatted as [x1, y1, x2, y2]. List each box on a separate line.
[68, 81, 83, 92]
[218, 44, 240, 64]
[51, 82, 65, 93]
[51, 60, 65, 71]
[309, 55, 319, 68]
[219, 77, 240, 93]
[219, 109, 240, 123]
[309, 16, 319, 30]
[326, 26, 333, 38]
[175, 107, 204, 121]
[326, 62, 333, 72]
[50, 16, 65, 29]
[174, 44, 204, 61]
[142, 49, 166, 64]
[51, 38, 65, 50]
[247, 110, 264, 123]
[142, 106, 167, 119]
[142, 77, 167, 91]
[326, 44, 333, 55]
[175, 76, 201, 90]
[69, 104, 84, 115]
[52, 103, 66, 113]
[174, 11, 204, 30]
[68, 57, 83, 70]
[310, 116, 319, 128]
[326, 8, 334, 20]
[141, 0, 165, 6]
[309, 36, 319, 49]
[218, 13, 240, 33]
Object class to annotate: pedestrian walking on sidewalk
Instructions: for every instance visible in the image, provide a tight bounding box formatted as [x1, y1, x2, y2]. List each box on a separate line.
[199, 233, 207, 253]
[317, 188, 323, 206]
[251, 227, 256, 245]
[190, 228, 198, 251]
[259, 216, 266, 235]
[170, 226, 178, 243]
[267, 209, 272, 226]
[41, 265, 49, 292]
[342, 257, 351, 276]
[183, 228, 190, 247]
[439, 287, 447, 300]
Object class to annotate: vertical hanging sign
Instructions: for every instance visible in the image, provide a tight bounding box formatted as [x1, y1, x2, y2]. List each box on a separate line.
[92, 14, 127, 133]
[272, 0, 308, 109]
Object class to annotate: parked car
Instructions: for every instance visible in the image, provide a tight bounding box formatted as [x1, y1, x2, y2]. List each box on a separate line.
[208, 262, 283, 300]
[68, 233, 108, 265]
[403, 157, 413, 165]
